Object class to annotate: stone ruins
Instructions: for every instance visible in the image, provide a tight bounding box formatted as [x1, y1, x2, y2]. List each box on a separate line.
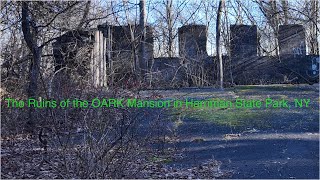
[53, 23, 319, 88]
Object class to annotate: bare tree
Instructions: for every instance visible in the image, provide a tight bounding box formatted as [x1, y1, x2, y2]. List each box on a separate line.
[166, 0, 174, 57]
[310, 0, 319, 55]
[139, 0, 147, 75]
[281, 0, 289, 25]
[77, 1, 91, 29]
[21, 2, 42, 130]
[216, 0, 225, 89]
[257, 0, 280, 56]
[151, 0, 182, 57]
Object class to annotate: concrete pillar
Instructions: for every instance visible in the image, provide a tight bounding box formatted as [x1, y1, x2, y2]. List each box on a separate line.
[230, 25, 258, 58]
[178, 25, 207, 59]
[92, 30, 107, 87]
[92, 30, 99, 87]
[278, 24, 306, 57]
[100, 32, 107, 87]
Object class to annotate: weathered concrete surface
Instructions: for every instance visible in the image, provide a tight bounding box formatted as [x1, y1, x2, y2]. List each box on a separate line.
[53, 30, 93, 73]
[53, 24, 319, 87]
[279, 24, 306, 57]
[98, 24, 154, 65]
[178, 25, 207, 59]
[230, 25, 258, 58]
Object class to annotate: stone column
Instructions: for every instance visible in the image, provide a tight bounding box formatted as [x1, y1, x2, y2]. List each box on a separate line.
[230, 25, 258, 59]
[229, 25, 258, 84]
[92, 30, 107, 88]
[278, 24, 306, 57]
[178, 25, 207, 60]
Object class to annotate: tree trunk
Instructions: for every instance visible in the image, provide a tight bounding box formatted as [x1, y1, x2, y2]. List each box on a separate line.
[236, 0, 243, 24]
[310, 0, 319, 55]
[270, 1, 279, 56]
[139, 0, 147, 75]
[21, 2, 42, 132]
[77, 1, 91, 29]
[166, 0, 174, 57]
[122, 1, 139, 75]
[258, 1, 280, 56]
[216, 0, 225, 89]
[281, 0, 289, 25]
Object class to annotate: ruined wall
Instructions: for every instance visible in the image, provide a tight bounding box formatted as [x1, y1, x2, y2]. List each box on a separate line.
[91, 30, 107, 87]
[228, 24, 318, 85]
[97, 24, 154, 71]
[53, 30, 93, 73]
[229, 25, 259, 84]
[276, 25, 318, 84]
[53, 29, 108, 88]
[178, 25, 207, 59]
[52, 30, 95, 97]
[278, 25, 306, 57]
[150, 57, 185, 87]
[53, 24, 154, 88]
[230, 25, 258, 58]
[53, 23, 318, 89]
[176, 25, 211, 87]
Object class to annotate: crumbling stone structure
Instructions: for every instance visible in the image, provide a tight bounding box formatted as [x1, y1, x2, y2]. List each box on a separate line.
[97, 24, 154, 70]
[151, 57, 184, 87]
[178, 25, 208, 59]
[53, 24, 154, 88]
[228, 24, 318, 85]
[277, 25, 318, 84]
[229, 25, 259, 84]
[230, 25, 258, 58]
[278, 24, 306, 57]
[150, 25, 210, 88]
[53, 30, 93, 74]
[53, 23, 319, 89]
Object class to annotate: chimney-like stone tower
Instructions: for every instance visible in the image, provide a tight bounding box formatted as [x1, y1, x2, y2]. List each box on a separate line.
[230, 25, 258, 58]
[178, 25, 207, 59]
[278, 24, 306, 57]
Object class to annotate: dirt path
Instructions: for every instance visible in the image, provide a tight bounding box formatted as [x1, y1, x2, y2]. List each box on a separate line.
[141, 84, 319, 179]
[173, 119, 319, 179]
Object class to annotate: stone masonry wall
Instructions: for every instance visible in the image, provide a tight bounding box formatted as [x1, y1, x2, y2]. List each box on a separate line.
[53, 24, 319, 88]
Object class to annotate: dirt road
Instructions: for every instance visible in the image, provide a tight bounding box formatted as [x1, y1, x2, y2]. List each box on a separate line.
[141, 84, 319, 179]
